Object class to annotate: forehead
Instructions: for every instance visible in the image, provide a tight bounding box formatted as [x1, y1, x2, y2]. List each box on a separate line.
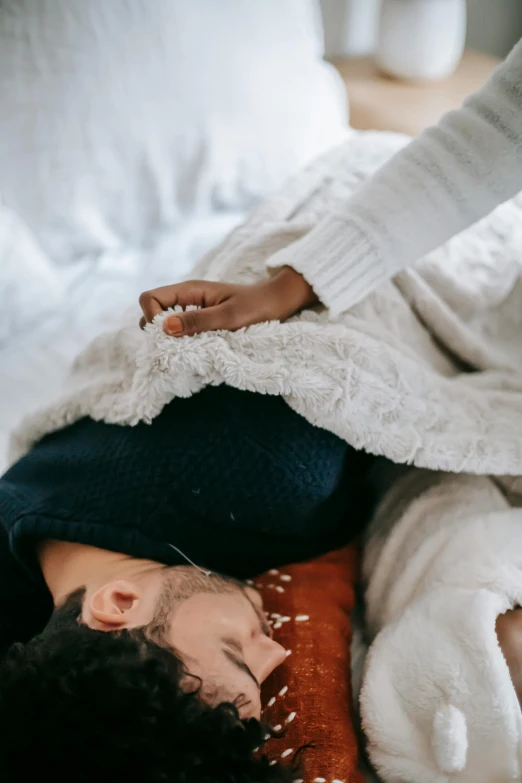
[245, 586, 263, 609]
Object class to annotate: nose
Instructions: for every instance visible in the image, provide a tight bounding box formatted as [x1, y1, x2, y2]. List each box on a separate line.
[255, 637, 288, 683]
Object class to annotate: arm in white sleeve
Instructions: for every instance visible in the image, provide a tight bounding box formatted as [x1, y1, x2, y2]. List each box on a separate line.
[267, 39, 522, 316]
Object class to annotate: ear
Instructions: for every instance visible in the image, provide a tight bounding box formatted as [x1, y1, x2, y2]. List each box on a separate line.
[83, 580, 144, 631]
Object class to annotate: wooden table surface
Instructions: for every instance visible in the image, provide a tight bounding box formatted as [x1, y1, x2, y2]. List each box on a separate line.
[330, 49, 500, 136]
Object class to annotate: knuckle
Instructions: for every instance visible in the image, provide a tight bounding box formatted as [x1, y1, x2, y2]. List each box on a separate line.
[138, 290, 152, 307]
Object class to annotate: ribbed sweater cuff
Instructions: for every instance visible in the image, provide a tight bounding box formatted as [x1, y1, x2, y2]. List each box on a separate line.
[266, 215, 387, 316]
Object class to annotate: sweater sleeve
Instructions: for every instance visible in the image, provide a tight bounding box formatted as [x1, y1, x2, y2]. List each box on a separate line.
[267, 39, 522, 316]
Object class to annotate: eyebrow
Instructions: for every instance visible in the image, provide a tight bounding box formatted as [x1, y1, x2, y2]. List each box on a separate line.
[222, 641, 260, 688]
[243, 593, 272, 638]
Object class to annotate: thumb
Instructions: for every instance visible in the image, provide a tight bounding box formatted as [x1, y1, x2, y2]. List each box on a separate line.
[163, 304, 234, 337]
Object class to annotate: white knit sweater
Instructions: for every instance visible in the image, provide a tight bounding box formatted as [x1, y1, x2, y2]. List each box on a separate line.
[267, 38, 522, 316]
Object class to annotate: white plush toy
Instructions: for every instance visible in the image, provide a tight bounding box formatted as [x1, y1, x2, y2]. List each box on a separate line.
[361, 468, 522, 782]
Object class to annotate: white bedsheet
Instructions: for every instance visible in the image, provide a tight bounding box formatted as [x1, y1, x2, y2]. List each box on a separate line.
[0, 214, 243, 472]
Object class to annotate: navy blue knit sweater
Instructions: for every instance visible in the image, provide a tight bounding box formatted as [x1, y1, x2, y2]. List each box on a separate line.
[0, 385, 369, 655]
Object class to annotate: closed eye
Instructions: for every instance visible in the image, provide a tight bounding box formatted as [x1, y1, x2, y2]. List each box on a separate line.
[222, 642, 260, 688]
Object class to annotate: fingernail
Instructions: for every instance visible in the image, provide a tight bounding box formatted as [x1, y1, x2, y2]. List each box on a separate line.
[164, 316, 183, 335]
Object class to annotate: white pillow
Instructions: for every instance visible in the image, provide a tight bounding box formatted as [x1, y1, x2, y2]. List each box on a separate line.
[0, 205, 63, 345]
[0, 0, 348, 264]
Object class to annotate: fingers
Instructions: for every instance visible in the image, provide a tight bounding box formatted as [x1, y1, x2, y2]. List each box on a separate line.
[164, 302, 237, 337]
[139, 287, 177, 325]
[139, 282, 224, 328]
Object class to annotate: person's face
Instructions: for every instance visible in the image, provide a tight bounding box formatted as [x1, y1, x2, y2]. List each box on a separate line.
[83, 567, 286, 719]
[165, 579, 286, 718]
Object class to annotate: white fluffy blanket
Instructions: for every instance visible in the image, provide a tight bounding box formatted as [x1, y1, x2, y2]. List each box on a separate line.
[361, 469, 522, 781]
[10, 131, 522, 481]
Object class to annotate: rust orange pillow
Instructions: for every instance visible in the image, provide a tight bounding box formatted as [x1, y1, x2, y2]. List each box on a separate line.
[255, 545, 364, 782]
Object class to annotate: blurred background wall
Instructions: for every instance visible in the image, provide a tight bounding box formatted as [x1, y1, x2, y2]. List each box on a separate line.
[321, 0, 522, 59]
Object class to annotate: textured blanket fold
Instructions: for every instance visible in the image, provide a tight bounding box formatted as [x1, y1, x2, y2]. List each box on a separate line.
[361, 469, 522, 782]
[10, 131, 522, 478]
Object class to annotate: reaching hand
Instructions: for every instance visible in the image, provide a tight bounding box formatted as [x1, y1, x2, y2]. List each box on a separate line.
[139, 266, 318, 337]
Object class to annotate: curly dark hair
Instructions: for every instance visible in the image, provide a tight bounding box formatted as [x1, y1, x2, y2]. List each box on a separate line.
[0, 591, 296, 783]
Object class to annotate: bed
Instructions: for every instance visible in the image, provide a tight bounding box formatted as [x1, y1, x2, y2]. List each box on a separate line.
[0, 1, 378, 779]
[0, 0, 347, 469]
[0, 213, 245, 473]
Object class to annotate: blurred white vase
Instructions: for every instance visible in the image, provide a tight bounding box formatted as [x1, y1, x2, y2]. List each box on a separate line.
[377, 0, 467, 81]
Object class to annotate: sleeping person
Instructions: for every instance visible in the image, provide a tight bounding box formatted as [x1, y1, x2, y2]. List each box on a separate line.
[360, 465, 522, 782]
[0, 383, 371, 783]
[0, 30, 520, 783]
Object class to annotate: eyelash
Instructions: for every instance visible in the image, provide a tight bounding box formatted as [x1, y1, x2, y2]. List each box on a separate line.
[234, 693, 251, 710]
